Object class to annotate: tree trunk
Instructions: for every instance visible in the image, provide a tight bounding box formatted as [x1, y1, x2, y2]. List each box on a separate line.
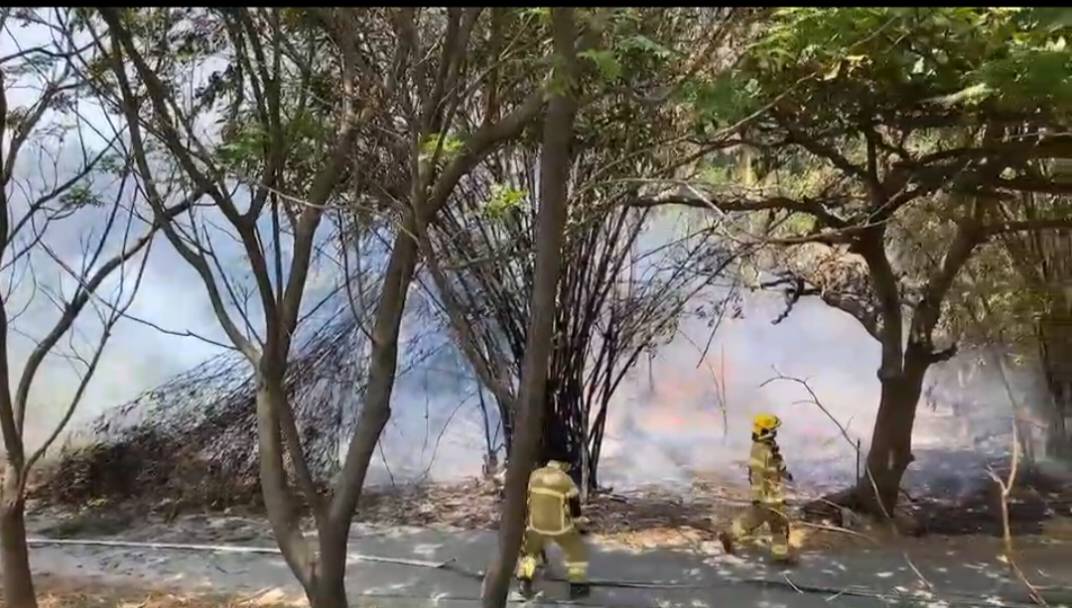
[1046, 383, 1071, 460]
[312, 226, 419, 607]
[254, 377, 316, 596]
[481, 9, 577, 607]
[310, 533, 349, 608]
[308, 587, 347, 608]
[1, 474, 36, 608]
[856, 358, 928, 516]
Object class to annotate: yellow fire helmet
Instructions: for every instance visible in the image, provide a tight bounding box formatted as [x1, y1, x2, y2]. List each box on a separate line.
[547, 460, 570, 472]
[752, 413, 782, 437]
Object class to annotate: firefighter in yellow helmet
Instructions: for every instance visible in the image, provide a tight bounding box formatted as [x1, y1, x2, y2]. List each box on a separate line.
[719, 413, 795, 563]
[515, 445, 590, 600]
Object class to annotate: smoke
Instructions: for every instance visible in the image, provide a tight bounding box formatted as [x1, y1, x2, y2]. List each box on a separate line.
[360, 290, 885, 490]
[20, 205, 1046, 499]
[5, 17, 1046, 497]
[368, 290, 1049, 500]
[595, 293, 881, 494]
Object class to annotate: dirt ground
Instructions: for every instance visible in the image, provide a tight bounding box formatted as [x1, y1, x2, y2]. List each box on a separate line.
[27, 474, 863, 554]
[34, 586, 298, 608]
[30, 461, 1072, 558]
[17, 465, 1072, 608]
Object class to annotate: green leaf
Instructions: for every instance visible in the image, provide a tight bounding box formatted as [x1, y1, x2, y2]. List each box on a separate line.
[217, 122, 268, 168]
[419, 133, 466, 164]
[578, 49, 623, 82]
[518, 7, 550, 22]
[484, 184, 528, 220]
[618, 34, 674, 60]
[689, 73, 761, 127]
[98, 153, 126, 176]
[1030, 7, 1072, 32]
[60, 184, 104, 209]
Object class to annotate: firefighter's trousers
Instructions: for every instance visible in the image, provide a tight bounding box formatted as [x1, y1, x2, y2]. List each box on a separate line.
[516, 528, 588, 583]
[728, 502, 791, 559]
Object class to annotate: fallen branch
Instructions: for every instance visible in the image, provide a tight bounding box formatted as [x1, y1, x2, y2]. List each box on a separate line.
[903, 551, 934, 590]
[761, 369, 892, 521]
[986, 352, 1048, 606]
[783, 573, 804, 594]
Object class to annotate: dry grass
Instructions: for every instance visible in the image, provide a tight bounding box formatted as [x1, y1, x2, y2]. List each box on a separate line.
[29, 475, 873, 556]
[36, 587, 303, 608]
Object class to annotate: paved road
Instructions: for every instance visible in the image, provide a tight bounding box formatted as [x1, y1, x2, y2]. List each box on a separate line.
[23, 521, 1072, 607]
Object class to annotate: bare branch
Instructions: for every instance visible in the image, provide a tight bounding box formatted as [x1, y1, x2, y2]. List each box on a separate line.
[761, 370, 891, 520]
[625, 190, 851, 230]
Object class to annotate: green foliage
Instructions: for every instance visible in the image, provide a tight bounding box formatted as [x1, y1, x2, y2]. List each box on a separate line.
[690, 8, 1072, 130]
[419, 133, 466, 165]
[518, 7, 550, 23]
[59, 183, 104, 209]
[97, 153, 126, 176]
[618, 33, 675, 60]
[573, 8, 690, 95]
[483, 184, 529, 220]
[683, 75, 760, 130]
[217, 122, 267, 169]
[781, 212, 816, 234]
[286, 110, 330, 152]
[698, 163, 733, 186]
[578, 49, 622, 82]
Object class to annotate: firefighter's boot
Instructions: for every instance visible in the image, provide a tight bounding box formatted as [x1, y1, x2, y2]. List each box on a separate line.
[518, 577, 536, 599]
[770, 547, 798, 566]
[770, 538, 797, 566]
[569, 582, 591, 600]
[718, 530, 736, 555]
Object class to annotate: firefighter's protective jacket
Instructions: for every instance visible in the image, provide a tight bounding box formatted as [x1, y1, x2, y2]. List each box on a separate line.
[749, 439, 788, 505]
[527, 464, 580, 536]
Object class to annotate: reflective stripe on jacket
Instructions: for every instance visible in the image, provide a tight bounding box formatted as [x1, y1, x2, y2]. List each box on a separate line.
[749, 439, 787, 505]
[527, 465, 579, 535]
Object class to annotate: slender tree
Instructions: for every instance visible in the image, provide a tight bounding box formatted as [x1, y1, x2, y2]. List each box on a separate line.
[90, 7, 553, 606]
[480, 8, 579, 607]
[417, 6, 744, 494]
[0, 9, 173, 606]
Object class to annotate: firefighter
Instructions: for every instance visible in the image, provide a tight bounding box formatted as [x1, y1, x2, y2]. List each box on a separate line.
[516, 445, 590, 600]
[719, 413, 795, 564]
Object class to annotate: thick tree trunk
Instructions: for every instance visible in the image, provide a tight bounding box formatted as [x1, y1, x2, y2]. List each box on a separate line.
[0, 478, 36, 608]
[311, 534, 349, 608]
[481, 10, 577, 607]
[856, 355, 928, 516]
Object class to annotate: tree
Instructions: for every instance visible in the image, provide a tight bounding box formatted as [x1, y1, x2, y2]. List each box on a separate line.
[480, 8, 579, 607]
[0, 8, 174, 606]
[87, 7, 553, 607]
[994, 191, 1072, 459]
[636, 7, 1072, 514]
[423, 152, 732, 495]
[417, 6, 744, 495]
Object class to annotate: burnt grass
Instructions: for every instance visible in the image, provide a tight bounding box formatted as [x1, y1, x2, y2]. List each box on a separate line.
[802, 459, 1072, 538]
[29, 445, 1072, 542]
